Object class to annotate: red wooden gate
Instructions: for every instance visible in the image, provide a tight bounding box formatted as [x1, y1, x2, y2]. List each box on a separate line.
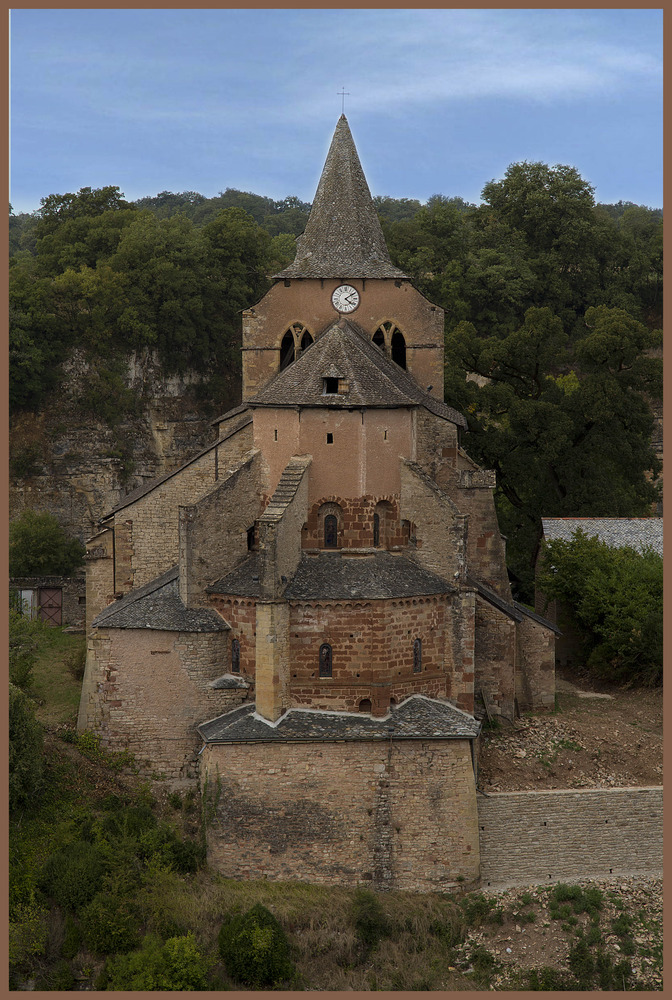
[39, 588, 62, 626]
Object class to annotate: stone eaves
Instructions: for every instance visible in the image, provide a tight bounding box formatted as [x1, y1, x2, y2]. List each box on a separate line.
[198, 693, 480, 744]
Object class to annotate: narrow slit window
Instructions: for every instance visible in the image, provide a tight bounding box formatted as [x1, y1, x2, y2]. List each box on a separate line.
[231, 638, 241, 674]
[319, 643, 332, 677]
[326, 432, 334, 444]
[324, 514, 338, 548]
[373, 513, 380, 548]
[413, 638, 422, 673]
[274, 429, 278, 441]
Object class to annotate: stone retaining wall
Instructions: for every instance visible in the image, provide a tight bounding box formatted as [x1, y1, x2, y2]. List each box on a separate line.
[478, 786, 663, 889]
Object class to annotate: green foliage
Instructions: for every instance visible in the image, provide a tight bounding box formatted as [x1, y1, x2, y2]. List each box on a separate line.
[538, 531, 663, 685]
[61, 914, 81, 960]
[460, 891, 496, 925]
[39, 840, 107, 912]
[8, 608, 45, 688]
[445, 303, 661, 598]
[100, 932, 211, 990]
[218, 902, 295, 987]
[352, 888, 391, 954]
[9, 683, 44, 811]
[81, 892, 141, 954]
[9, 509, 85, 577]
[549, 883, 603, 918]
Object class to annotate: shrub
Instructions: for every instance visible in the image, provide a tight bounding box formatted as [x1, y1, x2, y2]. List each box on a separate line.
[352, 888, 391, 955]
[65, 644, 86, 681]
[61, 914, 81, 960]
[9, 682, 44, 812]
[8, 608, 44, 689]
[100, 932, 210, 991]
[39, 840, 106, 912]
[9, 509, 85, 576]
[218, 903, 294, 987]
[80, 892, 141, 955]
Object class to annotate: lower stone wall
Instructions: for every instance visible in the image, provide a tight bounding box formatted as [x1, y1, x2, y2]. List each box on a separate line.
[201, 738, 480, 892]
[10, 575, 86, 627]
[478, 787, 663, 889]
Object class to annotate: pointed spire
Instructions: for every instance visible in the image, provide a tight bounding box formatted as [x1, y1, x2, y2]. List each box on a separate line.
[274, 116, 407, 279]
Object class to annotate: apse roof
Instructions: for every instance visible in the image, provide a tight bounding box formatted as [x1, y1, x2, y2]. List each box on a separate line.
[207, 550, 455, 601]
[198, 694, 480, 744]
[274, 115, 407, 280]
[247, 318, 467, 427]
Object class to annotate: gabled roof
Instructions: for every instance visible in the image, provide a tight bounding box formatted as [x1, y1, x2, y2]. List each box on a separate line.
[247, 318, 467, 427]
[467, 576, 560, 634]
[93, 566, 229, 632]
[541, 518, 663, 557]
[274, 115, 407, 280]
[198, 694, 480, 744]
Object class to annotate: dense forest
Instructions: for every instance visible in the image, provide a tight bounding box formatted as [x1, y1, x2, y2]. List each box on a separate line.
[9, 164, 662, 595]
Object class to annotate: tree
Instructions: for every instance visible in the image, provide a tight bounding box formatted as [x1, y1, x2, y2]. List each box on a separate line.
[537, 531, 662, 685]
[444, 306, 661, 598]
[9, 682, 44, 812]
[9, 510, 85, 577]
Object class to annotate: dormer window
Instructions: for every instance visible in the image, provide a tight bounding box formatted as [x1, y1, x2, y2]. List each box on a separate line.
[323, 377, 339, 394]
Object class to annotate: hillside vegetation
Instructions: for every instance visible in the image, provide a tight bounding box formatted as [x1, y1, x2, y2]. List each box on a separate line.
[8, 623, 663, 990]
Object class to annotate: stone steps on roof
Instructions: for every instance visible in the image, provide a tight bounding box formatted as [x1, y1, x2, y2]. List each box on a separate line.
[259, 456, 311, 523]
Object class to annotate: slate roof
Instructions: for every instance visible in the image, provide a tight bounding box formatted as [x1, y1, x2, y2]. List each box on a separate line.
[207, 551, 455, 601]
[467, 576, 560, 634]
[103, 412, 252, 518]
[93, 566, 229, 632]
[542, 518, 663, 557]
[198, 694, 480, 744]
[274, 115, 407, 280]
[247, 318, 467, 427]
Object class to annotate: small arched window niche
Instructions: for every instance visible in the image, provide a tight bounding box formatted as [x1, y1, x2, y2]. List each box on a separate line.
[413, 638, 422, 673]
[318, 502, 342, 549]
[372, 321, 406, 369]
[279, 323, 313, 371]
[231, 638, 241, 674]
[319, 643, 333, 677]
[358, 698, 372, 713]
[373, 500, 395, 549]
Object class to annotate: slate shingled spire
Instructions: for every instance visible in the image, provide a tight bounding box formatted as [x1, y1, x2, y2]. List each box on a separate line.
[274, 115, 407, 280]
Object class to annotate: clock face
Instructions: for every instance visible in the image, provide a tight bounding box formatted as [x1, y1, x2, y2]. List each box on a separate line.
[331, 284, 360, 313]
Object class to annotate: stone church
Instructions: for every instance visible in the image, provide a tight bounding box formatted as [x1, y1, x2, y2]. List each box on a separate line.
[78, 116, 557, 891]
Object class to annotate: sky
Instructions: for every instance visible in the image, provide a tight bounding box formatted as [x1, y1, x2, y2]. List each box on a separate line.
[9, 8, 664, 215]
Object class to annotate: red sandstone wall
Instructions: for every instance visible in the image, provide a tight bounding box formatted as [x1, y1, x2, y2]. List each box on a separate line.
[301, 495, 408, 550]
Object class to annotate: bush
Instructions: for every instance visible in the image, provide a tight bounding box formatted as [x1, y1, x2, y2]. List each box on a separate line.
[9, 509, 85, 576]
[538, 532, 663, 685]
[8, 608, 44, 689]
[218, 903, 294, 987]
[352, 888, 391, 955]
[100, 932, 210, 990]
[9, 683, 44, 812]
[39, 840, 106, 912]
[80, 892, 141, 955]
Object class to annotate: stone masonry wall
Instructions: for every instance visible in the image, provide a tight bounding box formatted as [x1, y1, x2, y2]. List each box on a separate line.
[10, 574, 86, 627]
[400, 460, 467, 583]
[78, 627, 248, 783]
[516, 616, 556, 710]
[85, 527, 115, 631]
[474, 599, 517, 719]
[478, 787, 663, 889]
[179, 452, 263, 607]
[301, 495, 408, 550]
[287, 596, 450, 715]
[117, 423, 253, 591]
[202, 737, 479, 892]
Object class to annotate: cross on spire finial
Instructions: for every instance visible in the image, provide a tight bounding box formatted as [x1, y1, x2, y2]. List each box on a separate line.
[337, 87, 350, 114]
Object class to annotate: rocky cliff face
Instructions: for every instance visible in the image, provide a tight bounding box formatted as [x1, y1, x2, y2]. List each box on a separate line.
[9, 350, 241, 542]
